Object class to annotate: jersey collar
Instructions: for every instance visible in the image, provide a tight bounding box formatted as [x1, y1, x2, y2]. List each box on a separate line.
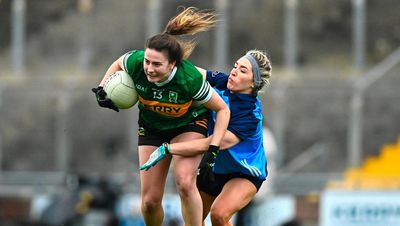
[155, 66, 177, 87]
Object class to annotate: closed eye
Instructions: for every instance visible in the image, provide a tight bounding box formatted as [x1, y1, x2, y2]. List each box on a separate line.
[234, 62, 249, 74]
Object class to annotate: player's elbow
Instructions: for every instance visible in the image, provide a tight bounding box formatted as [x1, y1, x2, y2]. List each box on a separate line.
[217, 105, 230, 118]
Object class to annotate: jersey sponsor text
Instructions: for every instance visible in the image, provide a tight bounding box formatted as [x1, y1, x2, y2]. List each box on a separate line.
[138, 96, 192, 117]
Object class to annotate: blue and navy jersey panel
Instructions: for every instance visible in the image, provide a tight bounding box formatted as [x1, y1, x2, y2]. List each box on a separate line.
[206, 71, 268, 180]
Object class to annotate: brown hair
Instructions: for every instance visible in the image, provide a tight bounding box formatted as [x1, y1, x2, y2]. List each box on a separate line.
[145, 7, 217, 65]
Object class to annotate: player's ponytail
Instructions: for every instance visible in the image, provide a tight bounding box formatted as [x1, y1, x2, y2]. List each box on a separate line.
[163, 7, 217, 36]
[145, 7, 217, 65]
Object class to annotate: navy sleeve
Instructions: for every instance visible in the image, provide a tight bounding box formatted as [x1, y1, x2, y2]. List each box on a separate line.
[206, 71, 228, 89]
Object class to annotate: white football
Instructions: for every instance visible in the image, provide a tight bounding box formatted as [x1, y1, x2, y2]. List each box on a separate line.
[103, 70, 138, 109]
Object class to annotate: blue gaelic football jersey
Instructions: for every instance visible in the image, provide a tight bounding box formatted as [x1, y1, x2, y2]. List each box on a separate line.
[206, 71, 268, 181]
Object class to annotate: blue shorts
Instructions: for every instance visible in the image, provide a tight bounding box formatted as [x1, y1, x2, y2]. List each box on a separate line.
[197, 172, 264, 197]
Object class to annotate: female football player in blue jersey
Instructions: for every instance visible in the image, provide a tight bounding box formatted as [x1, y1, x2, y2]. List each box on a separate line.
[141, 49, 272, 226]
[92, 7, 230, 226]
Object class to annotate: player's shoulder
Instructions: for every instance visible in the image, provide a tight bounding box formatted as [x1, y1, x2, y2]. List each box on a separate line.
[124, 50, 144, 60]
[206, 70, 229, 89]
[209, 70, 228, 78]
[179, 60, 200, 74]
[123, 50, 144, 74]
[176, 60, 203, 82]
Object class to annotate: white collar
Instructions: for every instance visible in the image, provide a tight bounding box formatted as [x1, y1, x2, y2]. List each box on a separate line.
[155, 67, 177, 87]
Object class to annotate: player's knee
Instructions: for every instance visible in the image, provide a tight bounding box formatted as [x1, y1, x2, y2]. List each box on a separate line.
[141, 197, 162, 215]
[210, 207, 230, 226]
[175, 176, 196, 197]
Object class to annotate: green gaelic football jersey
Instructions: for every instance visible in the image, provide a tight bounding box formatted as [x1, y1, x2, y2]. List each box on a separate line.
[122, 50, 212, 130]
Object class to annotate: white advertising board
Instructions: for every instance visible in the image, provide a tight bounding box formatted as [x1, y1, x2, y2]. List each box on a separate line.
[321, 190, 400, 226]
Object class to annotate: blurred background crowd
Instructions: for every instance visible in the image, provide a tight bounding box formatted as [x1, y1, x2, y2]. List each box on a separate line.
[0, 0, 399, 226]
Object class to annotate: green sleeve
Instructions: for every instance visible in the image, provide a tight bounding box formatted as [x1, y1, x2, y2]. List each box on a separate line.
[122, 50, 144, 77]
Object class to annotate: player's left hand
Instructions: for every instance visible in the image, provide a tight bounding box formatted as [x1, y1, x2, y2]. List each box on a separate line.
[198, 145, 219, 182]
[140, 143, 170, 171]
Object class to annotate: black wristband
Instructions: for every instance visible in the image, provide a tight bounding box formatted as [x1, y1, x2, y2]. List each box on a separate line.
[163, 142, 170, 154]
[208, 145, 219, 153]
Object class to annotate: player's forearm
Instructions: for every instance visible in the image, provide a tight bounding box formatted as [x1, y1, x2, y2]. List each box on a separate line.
[209, 107, 230, 147]
[169, 137, 211, 156]
[99, 57, 123, 86]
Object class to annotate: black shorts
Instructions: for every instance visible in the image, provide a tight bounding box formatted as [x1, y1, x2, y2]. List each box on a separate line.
[197, 172, 264, 197]
[138, 112, 209, 147]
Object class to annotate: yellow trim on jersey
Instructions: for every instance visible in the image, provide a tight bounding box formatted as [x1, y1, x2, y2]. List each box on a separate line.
[195, 118, 208, 129]
[138, 96, 192, 117]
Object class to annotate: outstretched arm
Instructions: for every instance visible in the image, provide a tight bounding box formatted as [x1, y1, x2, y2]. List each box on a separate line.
[139, 131, 240, 170]
[169, 131, 240, 156]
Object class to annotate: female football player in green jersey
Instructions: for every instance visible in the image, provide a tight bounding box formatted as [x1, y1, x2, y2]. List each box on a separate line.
[92, 7, 230, 226]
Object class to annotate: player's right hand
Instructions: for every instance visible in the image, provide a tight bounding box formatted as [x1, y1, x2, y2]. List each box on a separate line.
[91, 86, 119, 112]
[140, 143, 170, 171]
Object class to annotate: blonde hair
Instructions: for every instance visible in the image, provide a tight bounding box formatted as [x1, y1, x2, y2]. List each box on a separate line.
[145, 7, 217, 64]
[246, 49, 272, 90]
